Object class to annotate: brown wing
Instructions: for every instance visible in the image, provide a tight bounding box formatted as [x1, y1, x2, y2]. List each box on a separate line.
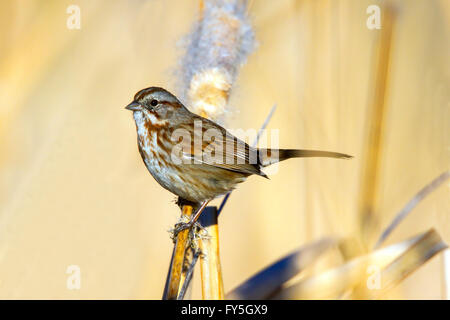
[172, 116, 266, 177]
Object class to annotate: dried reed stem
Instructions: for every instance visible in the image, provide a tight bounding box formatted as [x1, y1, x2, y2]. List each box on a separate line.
[198, 207, 225, 299]
[227, 238, 336, 299]
[360, 229, 447, 299]
[273, 229, 446, 299]
[164, 204, 193, 300]
[357, 5, 395, 249]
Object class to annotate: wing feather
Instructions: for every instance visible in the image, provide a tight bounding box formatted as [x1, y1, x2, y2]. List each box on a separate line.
[173, 117, 266, 177]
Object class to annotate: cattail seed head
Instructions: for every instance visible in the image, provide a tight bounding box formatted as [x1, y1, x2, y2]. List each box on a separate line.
[178, 0, 255, 121]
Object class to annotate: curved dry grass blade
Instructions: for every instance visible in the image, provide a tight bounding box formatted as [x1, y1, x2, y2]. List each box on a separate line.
[365, 229, 447, 299]
[177, 245, 194, 298]
[162, 246, 176, 299]
[177, 249, 200, 300]
[226, 238, 336, 300]
[374, 170, 450, 249]
[252, 104, 277, 148]
[273, 229, 446, 300]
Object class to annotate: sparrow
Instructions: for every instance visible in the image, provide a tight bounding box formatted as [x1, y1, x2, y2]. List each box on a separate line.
[126, 87, 351, 227]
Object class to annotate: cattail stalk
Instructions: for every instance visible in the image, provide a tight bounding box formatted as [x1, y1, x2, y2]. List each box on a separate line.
[164, 204, 193, 299]
[198, 207, 225, 299]
[165, 0, 254, 299]
[185, 0, 253, 299]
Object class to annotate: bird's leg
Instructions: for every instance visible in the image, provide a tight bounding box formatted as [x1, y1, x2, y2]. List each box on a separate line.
[173, 200, 210, 238]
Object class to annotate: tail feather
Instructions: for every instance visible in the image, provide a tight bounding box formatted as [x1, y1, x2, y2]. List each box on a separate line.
[259, 149, 352, 167]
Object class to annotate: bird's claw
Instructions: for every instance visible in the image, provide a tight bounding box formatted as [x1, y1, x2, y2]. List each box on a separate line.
[171, 221, 208, 240]
[172, 221, 193, 239]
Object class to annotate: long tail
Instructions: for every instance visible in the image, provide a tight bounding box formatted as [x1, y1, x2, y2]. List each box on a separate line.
[259, 149, 352, 167]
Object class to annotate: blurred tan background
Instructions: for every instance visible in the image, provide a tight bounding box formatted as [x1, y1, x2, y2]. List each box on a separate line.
[0, 0, 448, 299]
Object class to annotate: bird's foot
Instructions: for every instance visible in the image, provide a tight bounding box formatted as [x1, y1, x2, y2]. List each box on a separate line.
[171, 221, 207, 241]
[172, 221, 193, 239]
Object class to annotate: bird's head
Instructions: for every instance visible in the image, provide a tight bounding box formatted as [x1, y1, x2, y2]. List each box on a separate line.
[125, 87, 187, 125]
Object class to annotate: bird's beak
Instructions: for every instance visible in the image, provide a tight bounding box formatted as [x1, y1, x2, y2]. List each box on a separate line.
[125, 101, 141, 111]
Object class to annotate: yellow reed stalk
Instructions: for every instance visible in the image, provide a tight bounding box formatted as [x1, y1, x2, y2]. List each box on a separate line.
[198, 207, 225, 299]
[357, 5, 396, 249]
[165, 204, 193, 299]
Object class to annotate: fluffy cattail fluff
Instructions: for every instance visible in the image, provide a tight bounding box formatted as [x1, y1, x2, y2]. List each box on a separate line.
[178, 0, 255, 122]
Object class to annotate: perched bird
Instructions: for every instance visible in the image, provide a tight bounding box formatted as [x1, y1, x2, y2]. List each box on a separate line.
[126, 87, 351, 228]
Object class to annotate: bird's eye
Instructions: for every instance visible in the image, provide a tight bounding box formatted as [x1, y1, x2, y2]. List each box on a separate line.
[150, 99, 158, 107]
